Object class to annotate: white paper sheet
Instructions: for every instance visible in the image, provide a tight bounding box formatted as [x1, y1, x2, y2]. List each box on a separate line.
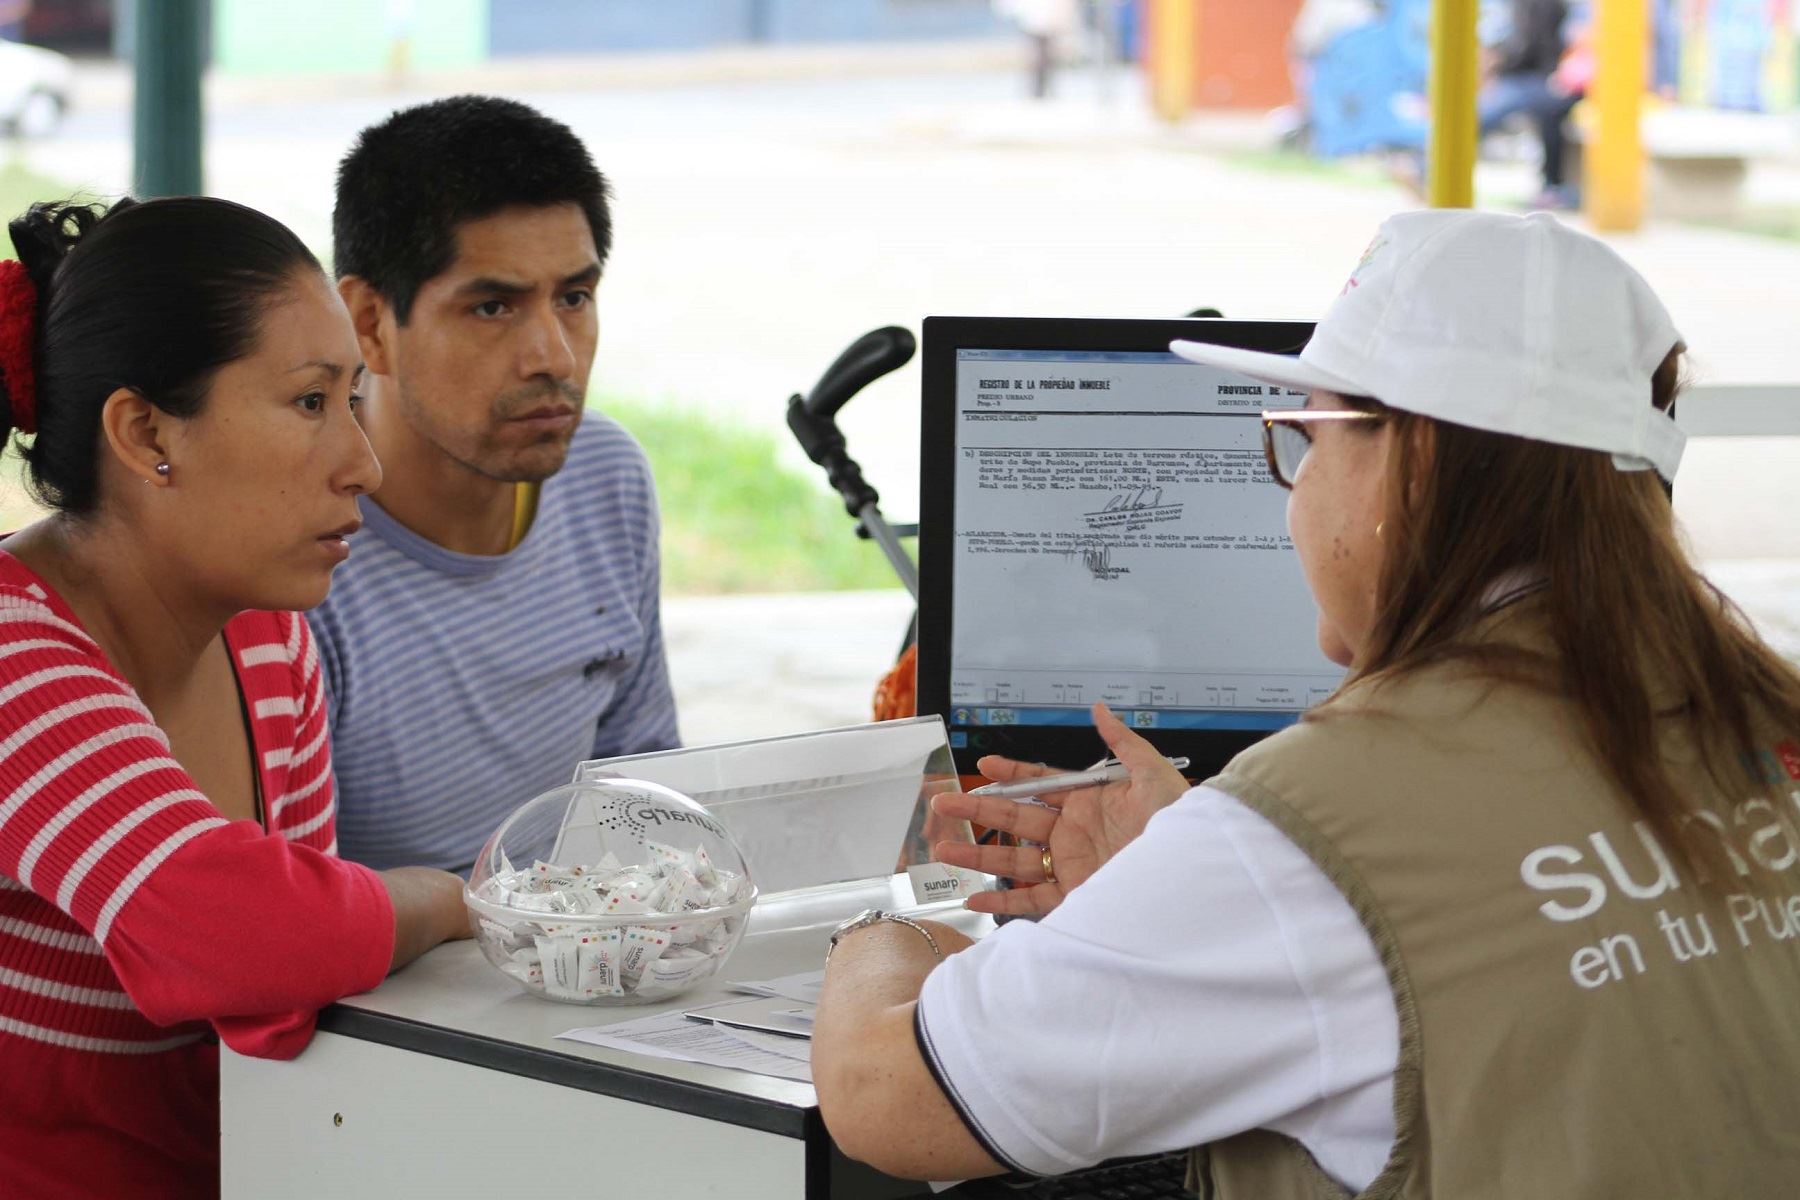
[724, 968, 824, 1006]
[556, 1005, 812, 1083]
[716, 1025, 813, 1063]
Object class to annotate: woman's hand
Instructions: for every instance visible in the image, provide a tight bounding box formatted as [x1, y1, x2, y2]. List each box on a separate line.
[930, 703, 1189, 916]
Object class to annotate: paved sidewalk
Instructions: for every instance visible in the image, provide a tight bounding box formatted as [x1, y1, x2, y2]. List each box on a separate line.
[663, 588, 913, 746]
[664, 561, 1800, 748]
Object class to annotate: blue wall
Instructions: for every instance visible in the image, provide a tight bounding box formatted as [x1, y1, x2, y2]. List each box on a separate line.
[488, 0, 1005, 57]
[490, 0, 754, 55]
[762, 0, 1008, 43]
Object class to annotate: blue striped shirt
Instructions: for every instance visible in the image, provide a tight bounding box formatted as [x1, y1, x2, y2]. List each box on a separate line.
[308, 413, 680, 872]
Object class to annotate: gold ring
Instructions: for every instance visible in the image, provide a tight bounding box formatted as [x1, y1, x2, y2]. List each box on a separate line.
[1041, 845, 1057, 885]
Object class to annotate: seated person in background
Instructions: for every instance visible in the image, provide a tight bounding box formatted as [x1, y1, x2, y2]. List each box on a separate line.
[313, 96, 678, 875]
[0, 196, 468, 1198]
[811, 210, 1800, 1195]
[1480, 0, 1582, 210]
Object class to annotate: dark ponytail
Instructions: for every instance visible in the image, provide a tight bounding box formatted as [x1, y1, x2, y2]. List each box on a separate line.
[3, 196, 321, 515]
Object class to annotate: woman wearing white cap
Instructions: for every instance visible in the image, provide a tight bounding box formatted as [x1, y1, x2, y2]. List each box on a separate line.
[811, 210, 1800, 1196]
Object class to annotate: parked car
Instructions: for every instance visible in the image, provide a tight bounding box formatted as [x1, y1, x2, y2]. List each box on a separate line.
[0, 40, 72, 138]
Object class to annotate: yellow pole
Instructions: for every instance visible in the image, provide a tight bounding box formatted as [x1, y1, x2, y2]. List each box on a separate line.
[1427, 0, 1481, 208]
[1149, 0, 1198, 124]
[1586, 0, 1647, 231]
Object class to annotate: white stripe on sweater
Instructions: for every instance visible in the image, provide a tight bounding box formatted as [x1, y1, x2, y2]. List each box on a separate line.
[0, 638, 86, 664]
[92, 817, 227, 944]
[267, 757, 329, 825]
[281, 801, 335, 842]
[0, 604, 101, 653]
[0, 1011, 205, 1055]
[253, 696, 298, 720]
[236, 644, 288, 669]
[0, 663, 130, 717]
[0, 722, 171, 834]
[13, 758, 179, 889]
[0, 964, 135, 1010]
[56, 790, 210, 914]
[0, 695, 148, 819]
[286, 713, 329, 771]
[0, 914, 104, 956]
[295, 619, 320, 684]
[0, 694, 146, 760]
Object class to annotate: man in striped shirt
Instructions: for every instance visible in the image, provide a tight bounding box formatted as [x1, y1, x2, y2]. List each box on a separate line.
[310, 97, 679, 874]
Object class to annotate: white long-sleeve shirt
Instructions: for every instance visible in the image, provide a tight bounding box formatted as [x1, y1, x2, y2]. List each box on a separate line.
[915, 784, 1399, 1189]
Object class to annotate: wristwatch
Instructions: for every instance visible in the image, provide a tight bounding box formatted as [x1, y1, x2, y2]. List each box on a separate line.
[827, 908, 942, 959]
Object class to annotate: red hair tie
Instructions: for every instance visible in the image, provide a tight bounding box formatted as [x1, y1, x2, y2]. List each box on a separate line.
[0, 259, 38, 435]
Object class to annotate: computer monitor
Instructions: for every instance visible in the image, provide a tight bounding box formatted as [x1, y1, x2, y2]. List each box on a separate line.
[916, 316, 1347, 778]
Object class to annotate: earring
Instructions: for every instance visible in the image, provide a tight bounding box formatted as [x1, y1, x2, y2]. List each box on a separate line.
[154, 462, 170, 478]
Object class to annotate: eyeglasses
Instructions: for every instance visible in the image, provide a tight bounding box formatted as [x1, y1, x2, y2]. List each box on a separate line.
[1260, 409, 1385, 489]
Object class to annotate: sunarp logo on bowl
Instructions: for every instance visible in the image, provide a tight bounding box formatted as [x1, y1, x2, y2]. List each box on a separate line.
[595, 790, 729, 841]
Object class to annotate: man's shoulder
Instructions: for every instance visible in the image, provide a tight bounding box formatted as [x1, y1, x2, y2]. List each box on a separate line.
[546, 411, 659, 553]
[564, 409, 654, 488]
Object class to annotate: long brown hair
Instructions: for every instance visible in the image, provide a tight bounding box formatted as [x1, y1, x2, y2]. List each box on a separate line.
[1334, 351, 1800, 884]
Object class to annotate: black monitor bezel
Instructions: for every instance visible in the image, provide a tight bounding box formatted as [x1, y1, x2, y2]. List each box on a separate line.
[917, 315, 1319, 779]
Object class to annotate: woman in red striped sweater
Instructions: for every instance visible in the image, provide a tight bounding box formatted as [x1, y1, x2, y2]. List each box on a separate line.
[0, 197, 471, 1197]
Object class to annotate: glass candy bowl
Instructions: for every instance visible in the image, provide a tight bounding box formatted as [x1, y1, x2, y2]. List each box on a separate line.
[465, 780, 757, 1005]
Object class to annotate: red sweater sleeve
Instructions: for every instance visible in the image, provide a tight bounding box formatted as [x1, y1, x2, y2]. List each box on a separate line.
[0, 590, 393, 1060]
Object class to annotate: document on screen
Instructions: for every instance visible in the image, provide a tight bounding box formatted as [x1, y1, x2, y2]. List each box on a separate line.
[949, 349, 1343, 724]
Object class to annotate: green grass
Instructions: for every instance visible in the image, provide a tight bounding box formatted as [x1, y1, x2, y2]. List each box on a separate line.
[0, 161, 71, 530]
[1686, 206, 1800, 243]
[1220, 147, 1400, 191]
[602, 395, 906, 595]
[0, 158, 93, 259]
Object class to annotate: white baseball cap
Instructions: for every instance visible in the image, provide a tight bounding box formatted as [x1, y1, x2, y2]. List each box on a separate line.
[1170, 209, 1686, 481]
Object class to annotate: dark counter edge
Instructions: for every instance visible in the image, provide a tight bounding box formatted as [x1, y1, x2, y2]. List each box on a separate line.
[316, 1003, 811, 1138]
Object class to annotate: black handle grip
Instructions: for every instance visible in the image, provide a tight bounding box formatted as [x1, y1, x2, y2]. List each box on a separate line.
[803, 326, 916, 419]
[786, 326, 914, 520]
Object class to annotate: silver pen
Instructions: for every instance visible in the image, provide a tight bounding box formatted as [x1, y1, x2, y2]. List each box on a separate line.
[968, 756, 1190, 799]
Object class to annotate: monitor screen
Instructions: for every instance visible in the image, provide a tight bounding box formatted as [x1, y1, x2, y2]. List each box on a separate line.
[917, 317, 1346, 778]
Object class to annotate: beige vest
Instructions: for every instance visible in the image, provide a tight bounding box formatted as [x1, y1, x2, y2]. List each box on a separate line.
[1190, 655, 1800, 1199]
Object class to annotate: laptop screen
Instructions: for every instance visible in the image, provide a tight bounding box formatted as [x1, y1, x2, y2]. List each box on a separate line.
[918, 318, 1345, 776]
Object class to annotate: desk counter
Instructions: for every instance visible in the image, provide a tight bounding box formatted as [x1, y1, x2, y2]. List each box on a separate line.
[222, 878, 990, 1199]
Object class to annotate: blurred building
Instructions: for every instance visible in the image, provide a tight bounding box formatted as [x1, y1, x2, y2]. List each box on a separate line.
[1672, 0, 1799, 112]
[200, 0, 1007, 76]
[1187, 0, 1305, 108]
[487, 0, 1008, 56]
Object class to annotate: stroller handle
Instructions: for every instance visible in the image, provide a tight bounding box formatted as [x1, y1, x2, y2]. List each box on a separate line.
[802, 326, 916, 420]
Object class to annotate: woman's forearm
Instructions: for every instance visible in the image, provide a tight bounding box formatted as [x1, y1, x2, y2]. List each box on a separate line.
[819, 919, 962, 1014]
[379, 867, 469, 972]
[814, 920, 999, 1179]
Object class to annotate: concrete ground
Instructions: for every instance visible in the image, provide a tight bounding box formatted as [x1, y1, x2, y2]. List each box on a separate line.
[664, 589, 914, 746]
[664, 563, 1800, 747]
[8, 44, 1798, 745]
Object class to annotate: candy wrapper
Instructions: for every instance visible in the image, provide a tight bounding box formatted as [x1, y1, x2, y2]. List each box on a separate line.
[469, 849, 752, 1005]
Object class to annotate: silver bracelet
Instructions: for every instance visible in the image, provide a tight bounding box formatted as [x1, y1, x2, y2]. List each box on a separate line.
[827, 908, 942, 959]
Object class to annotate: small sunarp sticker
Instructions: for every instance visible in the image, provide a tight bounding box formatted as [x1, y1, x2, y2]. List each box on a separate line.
[907, 862, 986, 905]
